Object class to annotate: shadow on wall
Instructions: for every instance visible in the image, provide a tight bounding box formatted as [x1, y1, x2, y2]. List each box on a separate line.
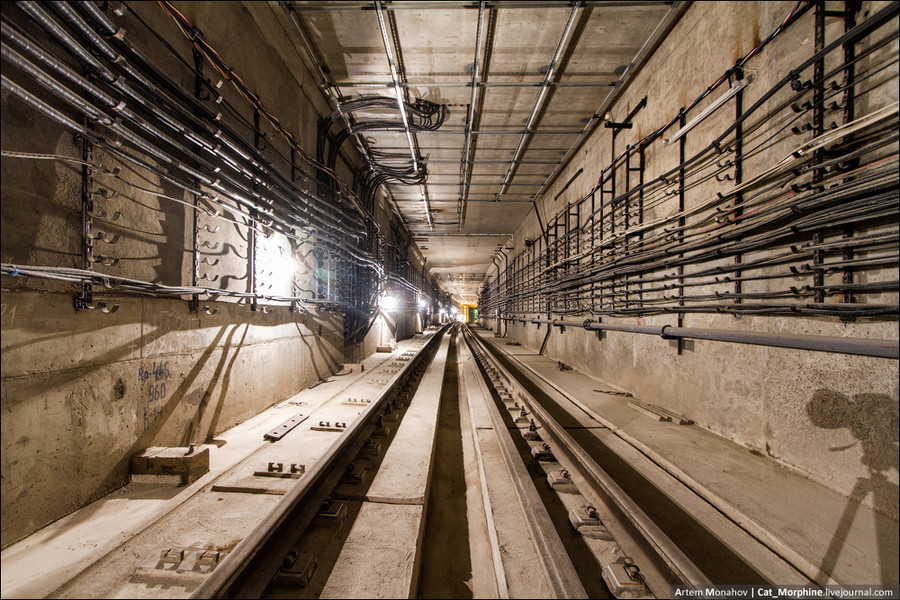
[97, 324, 231, 496]
[182, 323, 250, 447]
[0, 105, 79, 268]
[9, 324, 232, 548]
[806, 389, 899, 584]
[295, 316, 341, 382]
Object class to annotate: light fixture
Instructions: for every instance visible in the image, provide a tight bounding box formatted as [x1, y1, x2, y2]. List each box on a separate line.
[379, 295, 398, 311]
[257, 235, 295, 295]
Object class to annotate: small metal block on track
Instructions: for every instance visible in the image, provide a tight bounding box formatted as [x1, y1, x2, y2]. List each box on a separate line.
[341, 463, 367, 483]
[342, 397, 371, 406]
[263, 411, 308, 441]
[602, 559, 649, 598]
[547, 469, 576, 491]
[318, 499, 348, 522]
[254, 462, 305, 478]
[276, 551, 317, 586]
[569, 505, 613, 540]
[521, 420, 541, 441]
[159, 548, 184, 570]
[372, 417, 391, 437]
[360, 438, 382, 456]
[134, 545, 226, 584]
[193, 550, 222, 573]
[531, 443, 555, 461]
[311, 421, 348, 432]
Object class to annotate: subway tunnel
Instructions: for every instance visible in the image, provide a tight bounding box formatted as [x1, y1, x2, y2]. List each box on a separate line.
[1, 1, 898, 598]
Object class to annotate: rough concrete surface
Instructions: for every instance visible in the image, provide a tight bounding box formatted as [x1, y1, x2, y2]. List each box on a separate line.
[365, 336, 449, 504]
[480, 0, 899, 519]
[0, 0, 435, 548]
[320, 502, 424, 600]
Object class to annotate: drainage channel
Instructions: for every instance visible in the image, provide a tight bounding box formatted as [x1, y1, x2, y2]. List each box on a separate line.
[416, 329, 475, 598]
[462, 324, 771, 598]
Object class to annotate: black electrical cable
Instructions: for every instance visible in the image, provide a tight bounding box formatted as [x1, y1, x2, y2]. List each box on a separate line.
[3, 1, 440, 316]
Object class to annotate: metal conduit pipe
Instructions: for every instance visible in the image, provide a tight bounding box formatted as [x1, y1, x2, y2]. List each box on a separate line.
[32, 1, 369, 236]
[577, 0, 900, 222]
[9, 6, 390, 261]
[6, 3, 433, 309]
[373, 0, 433, 229]
[498, 3, 581, 198]
[458, 1, 485, 231]
[511, 317, 898, 359]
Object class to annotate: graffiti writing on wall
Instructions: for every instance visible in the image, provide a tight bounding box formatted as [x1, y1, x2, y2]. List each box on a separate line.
[0, 303, 16, 327]
[137, 315, 202, 359]
[139, 360, 170, 430]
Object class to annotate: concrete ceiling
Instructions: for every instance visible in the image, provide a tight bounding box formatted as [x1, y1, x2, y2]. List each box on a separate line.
[274, 1, 676, 305]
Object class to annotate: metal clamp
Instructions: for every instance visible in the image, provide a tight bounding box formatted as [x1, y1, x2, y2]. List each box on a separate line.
[659, 324, 676, 340]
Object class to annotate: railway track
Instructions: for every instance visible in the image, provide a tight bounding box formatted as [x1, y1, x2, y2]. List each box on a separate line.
[460, 324, 814, 597]
[25, 322, 819, 599]
[36, 326, 449, 599]
[191, 324, 452, 599]
[219, 323, 805, 599]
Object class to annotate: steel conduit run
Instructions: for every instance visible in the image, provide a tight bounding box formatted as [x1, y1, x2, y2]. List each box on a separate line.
[494, 317, 898, 359]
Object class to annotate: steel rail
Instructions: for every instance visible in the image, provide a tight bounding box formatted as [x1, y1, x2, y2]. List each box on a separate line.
[190, 325, 450, 598]
[463, 325, 712, 594]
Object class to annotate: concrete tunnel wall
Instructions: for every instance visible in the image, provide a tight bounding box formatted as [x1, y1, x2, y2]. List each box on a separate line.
[0, 2, 434, 547]
[482, 1, 899, 517]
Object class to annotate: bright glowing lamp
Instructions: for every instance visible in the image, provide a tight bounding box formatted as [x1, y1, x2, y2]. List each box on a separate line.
[379, 295, 398, 311]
